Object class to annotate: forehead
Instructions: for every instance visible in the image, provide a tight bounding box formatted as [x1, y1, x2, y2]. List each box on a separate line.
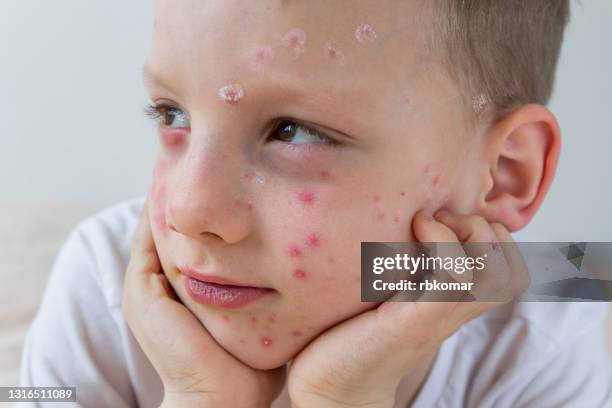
[148, 0, 431, 93]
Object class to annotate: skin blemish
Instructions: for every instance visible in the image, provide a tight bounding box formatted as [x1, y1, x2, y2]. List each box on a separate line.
[355, 23, 377, 44]
[373, 194, 381, 203]
[376, 210, 386, 221]
[233, 198, 253, 211]
[250, 316, 258, 324]
[293, 268, 307, 279]
[306, 232, 321, 248]
[432, 174, 440, 186]
[261, 336, 273, 347]
[291, 330, 303, 337]
[324, 41, 345, 64]
[327, 257, 336, 264]
[400, 191, 406, 197]
[250, 45, 274, 72]
[473, 93, 489, 114]
[222, 315, 230, 322]
[423, 164, 432, 175]
[297, 190, 316, 206]
[393, 215, 400, 224]
[239, 338, 245, 344]
[218, 83, 244, 104]
[281, 28, 307, 57]
[267, 313, 277, 324]
[319, 170, 332, 179]
[288, 244, 303, 257]
[401, 95, 412, 106]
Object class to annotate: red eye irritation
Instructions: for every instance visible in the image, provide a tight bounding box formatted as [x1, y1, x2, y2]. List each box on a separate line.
[293, 268, 307, 279]
[297, 190, 316, 206]
[288, 244, 303, 257]
[261, 336, 273, 347]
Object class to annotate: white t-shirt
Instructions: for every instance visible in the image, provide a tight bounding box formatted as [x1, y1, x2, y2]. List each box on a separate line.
[20, 197, 612, 407]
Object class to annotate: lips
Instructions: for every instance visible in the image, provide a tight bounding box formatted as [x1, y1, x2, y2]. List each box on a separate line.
[179, 267, 274, 308]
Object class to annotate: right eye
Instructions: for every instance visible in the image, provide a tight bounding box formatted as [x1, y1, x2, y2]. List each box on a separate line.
[144, 103, 191, 128]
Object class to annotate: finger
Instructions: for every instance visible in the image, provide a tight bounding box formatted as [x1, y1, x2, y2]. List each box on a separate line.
[490, 223, 531, 298]
[434, 211, 513, 301]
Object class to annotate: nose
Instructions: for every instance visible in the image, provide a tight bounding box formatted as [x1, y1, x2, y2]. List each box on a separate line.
[166, 138, 252, 245]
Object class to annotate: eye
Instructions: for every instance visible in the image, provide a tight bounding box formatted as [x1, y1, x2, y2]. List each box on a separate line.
[268, 119, 338, 146]
[144, 102, 190, 128]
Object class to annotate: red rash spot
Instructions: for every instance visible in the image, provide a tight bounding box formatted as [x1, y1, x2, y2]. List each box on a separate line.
[291, 330, 303, 337]
[306, 232, 321, 248]
[242, 170, 255, 181]
[288, 244, 302, 257]
[376, 210, 385, 221]
[297, 190, 316, 205]
[261, 336, 273, 347]
[373, 194, 381, 203]
[222, 315, 230, 322]
[327, 257, 336, 264]
[432, 175, 440, 186]
[268, 315, 277, 323]
[320, 170, 332, 179]
[239, 338, 245, 344]
[293, 268, 307, 279]
[393, 215, 400, 224]
[250, 316, 258, 324]
[423, 164, 432, 174]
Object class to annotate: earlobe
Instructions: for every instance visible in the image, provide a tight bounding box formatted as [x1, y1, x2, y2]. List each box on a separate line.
[478, 104, 561, 232]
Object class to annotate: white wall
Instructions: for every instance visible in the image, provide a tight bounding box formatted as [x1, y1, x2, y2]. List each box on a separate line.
[1, 0, 610, 241]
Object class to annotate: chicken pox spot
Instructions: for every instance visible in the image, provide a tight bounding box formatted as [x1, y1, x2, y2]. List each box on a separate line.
[327, 257, 336, 264]
[402, 95, 412, 105]
[393, 215, 400, 224]
[324, 41, 345, 64]
[218, 84, 244, 104]
[355, 23, 377, 44]
[306, 232, 321, 248]
[423, 164, 432, 175]
[373, 194, 381, 203]
[281, 29, 307, 57]
[319, 170, 332, 179]
[291, 330, 303, 337]
[297, 190, 316, 206]
[293, 268, 307, 279]
[261, 336, 273, 347]
[222, 315, 230, 322]
[473, 93, 489, 114]
[288, 244, 303, 257]
[250, 316, 258, 324]
[432, 174, 440, 186]
[376, 210, 386, 221]
[250, 45, 274, 72]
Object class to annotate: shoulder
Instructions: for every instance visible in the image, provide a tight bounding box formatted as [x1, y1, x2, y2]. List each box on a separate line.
[61, 196, 145, 308]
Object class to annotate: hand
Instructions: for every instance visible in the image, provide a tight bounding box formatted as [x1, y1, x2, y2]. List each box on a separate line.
[122, 197, 286, 408]
[286, 210, 529, 408]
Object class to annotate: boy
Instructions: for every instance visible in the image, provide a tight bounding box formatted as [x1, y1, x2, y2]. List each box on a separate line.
[21, 0, 612, 407]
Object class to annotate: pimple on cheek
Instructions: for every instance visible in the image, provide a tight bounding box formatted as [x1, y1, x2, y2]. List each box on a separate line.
[291, 330, 303, 337]
[293, 268, 307, 279]
[261, 336, 273, 347]
[281, 28, 307, 57]
[287, 244, 303, 257]
[218, 84, 245, 104]
[222, 315, 230, 322]
[355, 23, 377, 43]
[305, 232, 321, 248]
[319, 170, 332, 179]
[296, 190, 317, 206]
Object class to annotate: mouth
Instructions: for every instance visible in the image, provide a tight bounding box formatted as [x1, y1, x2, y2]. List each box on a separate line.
[179, 267, 274, 309]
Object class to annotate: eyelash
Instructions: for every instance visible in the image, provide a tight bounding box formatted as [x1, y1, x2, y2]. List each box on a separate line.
[142, 103, 340, 147]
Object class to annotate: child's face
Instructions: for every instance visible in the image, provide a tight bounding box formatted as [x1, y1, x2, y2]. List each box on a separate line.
[146, 0, 480, 369]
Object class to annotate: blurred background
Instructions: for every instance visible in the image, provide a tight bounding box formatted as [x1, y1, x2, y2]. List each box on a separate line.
[0, 0, 611, 390]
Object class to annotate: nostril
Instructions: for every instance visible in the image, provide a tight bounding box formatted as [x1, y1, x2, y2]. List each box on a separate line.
[169, 225, 178, 232]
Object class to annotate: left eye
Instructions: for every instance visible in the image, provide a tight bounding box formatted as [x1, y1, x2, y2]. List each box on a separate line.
[144, 103, 190, 128]
[269, 120, 336, 145]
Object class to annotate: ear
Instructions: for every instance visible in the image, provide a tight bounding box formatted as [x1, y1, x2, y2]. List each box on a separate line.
[476, 104, 561, 232]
